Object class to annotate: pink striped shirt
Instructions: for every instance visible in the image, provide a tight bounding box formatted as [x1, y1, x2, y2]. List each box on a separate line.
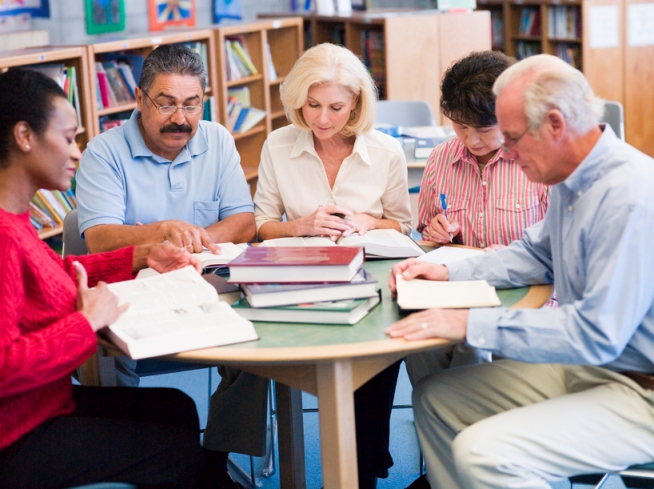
[418, 138, 549, 248]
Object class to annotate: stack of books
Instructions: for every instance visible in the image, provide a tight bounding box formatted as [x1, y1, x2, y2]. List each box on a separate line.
[227, 246, 382, 325]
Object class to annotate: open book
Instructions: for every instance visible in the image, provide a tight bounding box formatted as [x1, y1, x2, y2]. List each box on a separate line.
[260, 229, 424, 259]
[104, 266, 258, 359]
[136, 242, 245, 277]
[395, 275, 501, 310]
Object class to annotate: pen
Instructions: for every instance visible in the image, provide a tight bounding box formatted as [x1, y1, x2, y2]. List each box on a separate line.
[440, 193, 453, 243]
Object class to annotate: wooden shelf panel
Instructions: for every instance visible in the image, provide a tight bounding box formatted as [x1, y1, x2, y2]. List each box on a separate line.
[233, 125, 266, 141]
[226, 74, 265, 87]
[98, 103, 138, 116]
[39, 225, 63, 240]
[88, 29, 216, 54]
[548, 37, 582, 42]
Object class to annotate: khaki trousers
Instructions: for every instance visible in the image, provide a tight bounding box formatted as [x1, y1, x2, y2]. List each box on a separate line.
[413, 359, 654, 489]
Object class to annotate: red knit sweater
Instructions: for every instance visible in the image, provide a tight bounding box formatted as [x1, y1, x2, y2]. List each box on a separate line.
[0, 208, 135, 449]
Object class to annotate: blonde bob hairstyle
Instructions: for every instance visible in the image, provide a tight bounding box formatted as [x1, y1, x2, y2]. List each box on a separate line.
[493, 54, 604, 136]
[280, 43, 377, 137]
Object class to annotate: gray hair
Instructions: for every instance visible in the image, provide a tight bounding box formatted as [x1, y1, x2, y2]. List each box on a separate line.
[139, 44, 207, 93]
[493, 54, 604, 135]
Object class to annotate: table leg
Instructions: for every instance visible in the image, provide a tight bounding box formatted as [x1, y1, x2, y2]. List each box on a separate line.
[276, 383, 306, 489]
[316, 360, 358, 489]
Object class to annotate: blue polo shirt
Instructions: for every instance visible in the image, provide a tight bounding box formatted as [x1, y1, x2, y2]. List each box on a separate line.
[76, 109, 253, 236]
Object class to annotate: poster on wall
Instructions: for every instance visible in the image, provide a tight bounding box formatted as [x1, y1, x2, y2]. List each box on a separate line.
[213, 0, 242, 23]
[148, 0, 196, 31]
[85, 0, 125, 35]
[0, 0, 50, 17]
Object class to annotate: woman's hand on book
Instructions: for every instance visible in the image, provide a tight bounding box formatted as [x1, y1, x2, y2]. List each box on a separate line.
[144, 243, 203, 274]
[294, 205, 354, 239]
[385, 308, 468, 341]
[341, 213, 375, 237]
[388, 258, 448, 297]
[75, 261, 128, 332]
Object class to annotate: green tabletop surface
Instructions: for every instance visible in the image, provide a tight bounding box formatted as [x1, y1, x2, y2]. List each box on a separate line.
[220, 259, 530, 350]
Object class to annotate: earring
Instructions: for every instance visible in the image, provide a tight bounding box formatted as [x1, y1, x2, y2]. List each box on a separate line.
[349, 110, 356, 121]
[24, 144, 30, 150]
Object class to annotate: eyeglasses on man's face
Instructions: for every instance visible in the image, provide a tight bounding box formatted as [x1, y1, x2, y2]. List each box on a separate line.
[500, 126, 530, 153]
[141, 89, 203, 116]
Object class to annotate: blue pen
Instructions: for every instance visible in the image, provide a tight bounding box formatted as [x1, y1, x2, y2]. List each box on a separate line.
[440, 193, 453, 243]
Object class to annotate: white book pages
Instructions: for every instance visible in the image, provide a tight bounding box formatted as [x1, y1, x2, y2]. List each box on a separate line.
[418, 246, 485, 265]
[396, 275, 501, 310]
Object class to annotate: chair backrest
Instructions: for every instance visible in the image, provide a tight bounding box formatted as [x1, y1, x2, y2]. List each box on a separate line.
[62, 208, 88, 257]
[376, 100, 437, 127]
[601, 100, 625, 141]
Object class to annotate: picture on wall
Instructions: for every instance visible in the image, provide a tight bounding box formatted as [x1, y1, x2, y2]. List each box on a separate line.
[85, 0, 125, 35]
[213, 0, 242, 23]
[148, 0, 196, 31]
[0, 0, 50, 17]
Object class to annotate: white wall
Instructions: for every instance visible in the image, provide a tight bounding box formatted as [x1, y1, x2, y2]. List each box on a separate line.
[31, 0, 434, 45]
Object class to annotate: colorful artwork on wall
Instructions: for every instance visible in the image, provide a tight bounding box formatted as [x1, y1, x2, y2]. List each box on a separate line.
[148, 0, 196, 31]
[85, 0, 125, 35]
[213, 0, 242, 23]
[0, 0, 50, 18]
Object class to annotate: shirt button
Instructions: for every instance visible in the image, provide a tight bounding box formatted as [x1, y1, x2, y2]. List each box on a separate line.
[515, 203, 521, 209]
[577, 191, 582, 197]
[478, 337, 486, 345]
[568, 205, 573, 211]
[479, 212, 484, 216]
[482, 181, 487, 186]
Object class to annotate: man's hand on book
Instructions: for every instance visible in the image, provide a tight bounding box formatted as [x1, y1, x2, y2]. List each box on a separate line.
[158, 219, 219, 254]
[75, 261, 128, 332]
[385, 308, 468, 341]
[144, 243, 203, 274]
[388, 258, 448, 297]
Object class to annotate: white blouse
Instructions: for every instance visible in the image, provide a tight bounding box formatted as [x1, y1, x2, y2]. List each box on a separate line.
[253, 125, 413, 235]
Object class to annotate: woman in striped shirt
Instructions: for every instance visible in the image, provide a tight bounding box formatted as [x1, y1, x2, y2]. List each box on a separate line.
[418, 51, 549, 249]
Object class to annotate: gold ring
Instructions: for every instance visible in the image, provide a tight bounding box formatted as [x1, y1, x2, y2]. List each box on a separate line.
[184, 244, 192, 248]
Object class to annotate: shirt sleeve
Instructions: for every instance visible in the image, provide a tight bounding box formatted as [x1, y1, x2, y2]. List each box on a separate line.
[214, 125, 254, 219]
[0, 240, 96, 398]
[76, 145, 128, 235]
[60, 245, 136, 287]
[379, 146, 413, 235]
[417, 146, 442, 237]
[253, 138, 285, 232]
[463, 203, 654, 366]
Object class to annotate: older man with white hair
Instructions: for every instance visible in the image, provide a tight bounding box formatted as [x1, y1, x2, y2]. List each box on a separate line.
[386, 54, 654, 489]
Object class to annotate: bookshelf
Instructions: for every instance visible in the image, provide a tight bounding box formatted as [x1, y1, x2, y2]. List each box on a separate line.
[258, 10, 491, 125]
[0, 46, 93, 239]
[214, 17, 304, 194]
[85, 29, 219, 137]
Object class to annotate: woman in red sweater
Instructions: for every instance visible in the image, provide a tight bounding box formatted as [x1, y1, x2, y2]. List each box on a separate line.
[0, 69, 205, 488]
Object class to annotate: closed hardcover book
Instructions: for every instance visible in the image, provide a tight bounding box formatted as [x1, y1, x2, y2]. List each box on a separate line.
[227, 246, 364, 283]
[232, 292, 381, 325]
[242, 269, 378, 308]
[414, 137, 440, 159]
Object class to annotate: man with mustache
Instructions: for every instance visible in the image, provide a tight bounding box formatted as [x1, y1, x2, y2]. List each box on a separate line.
[76, 44, 258, 489]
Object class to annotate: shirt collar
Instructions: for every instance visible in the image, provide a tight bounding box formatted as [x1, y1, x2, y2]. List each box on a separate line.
[450, 138, 505, 167]
[562, 124, 619, 194]
[289, 128, 371, 166]
[124, 109, 209, 164]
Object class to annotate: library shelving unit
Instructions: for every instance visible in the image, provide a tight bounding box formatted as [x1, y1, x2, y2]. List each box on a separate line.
[85, 29, 219, 138]
[214, 17, 303, 194]
[0, 46, 94, 239]
[258, 10, 491, 125]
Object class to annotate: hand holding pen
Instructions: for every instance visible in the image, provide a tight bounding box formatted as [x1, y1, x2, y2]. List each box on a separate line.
[426, 194, 460, 244]
[440, 194, 453, 243]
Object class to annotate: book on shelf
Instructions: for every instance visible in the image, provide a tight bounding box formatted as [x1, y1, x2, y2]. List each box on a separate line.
[231, 106, 250, 133]
[235, 107, 266, 133]
[183, 42, 210, 84]
[260, 229, 424, 259]
[227, 246, 364, 284]
[519, 7, 540, 36]
[395, 275, 501, 310]
[361, 30, 386, 99]
[265, 42, 278, 80]
[22, 63, 82, 126]
[490, 10, 505, 47]
[203, 96, 217, 122]
[548, 5, 581, 39]
[34, 189, 66, 225]
[100, 116, 129, 133]
[104, 266, 259, 360]
[224, 37, 258, 80]
[242, 268, 379, 308]
[29, 201, 56, 229]
[228, 86, 251, 107]
[101, 52, 145, 85]
[232, 292, 381, 325]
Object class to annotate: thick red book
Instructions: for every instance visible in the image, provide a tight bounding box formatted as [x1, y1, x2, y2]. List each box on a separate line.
[227, 246, 364, 283]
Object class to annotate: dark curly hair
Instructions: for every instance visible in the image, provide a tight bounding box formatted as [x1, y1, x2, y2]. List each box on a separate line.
[440, 51, 516, 128]
[0, 68, 67, 167]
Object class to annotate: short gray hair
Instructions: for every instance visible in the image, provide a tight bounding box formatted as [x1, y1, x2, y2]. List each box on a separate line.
[139, 44, 207, 93]
[493, 54, 604, 135]
[280, 43, 377, 137]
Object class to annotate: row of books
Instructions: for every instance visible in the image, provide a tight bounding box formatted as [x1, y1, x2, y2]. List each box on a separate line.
[555, 43, 582, 69]
[361, 30, 386, 100]
[515, 40, 542, 60]
[518, 6, 541, 37]
[23, 63, 82, 127]
[30, 189, 76, 230]
[548, 5, 581, 39]
[95, 60, 138, 110]
[224, 36, 258, 81]
[226, 86, 266, 133]
[491, 10, 505, 47]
